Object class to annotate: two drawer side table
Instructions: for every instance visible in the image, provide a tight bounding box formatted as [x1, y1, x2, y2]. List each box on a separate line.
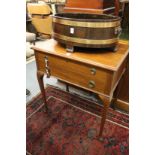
[32, 39, 129, 139]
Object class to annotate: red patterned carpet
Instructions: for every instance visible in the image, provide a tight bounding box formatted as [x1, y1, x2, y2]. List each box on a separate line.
[27, 86, 129, 155]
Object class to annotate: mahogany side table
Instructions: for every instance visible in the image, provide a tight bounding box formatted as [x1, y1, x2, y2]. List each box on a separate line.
[32, 39, 129, 138]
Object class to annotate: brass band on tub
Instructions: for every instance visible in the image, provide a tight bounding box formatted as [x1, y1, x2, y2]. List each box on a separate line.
[53, 33, 118, 45]
[53, 18, 120, 28]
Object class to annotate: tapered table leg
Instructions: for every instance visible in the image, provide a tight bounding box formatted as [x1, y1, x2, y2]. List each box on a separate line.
[37, 70, 48, 112]
[98, 95, 111, 140]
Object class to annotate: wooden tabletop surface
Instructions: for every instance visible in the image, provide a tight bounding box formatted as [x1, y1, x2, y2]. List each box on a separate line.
[33, 39, 129, 71]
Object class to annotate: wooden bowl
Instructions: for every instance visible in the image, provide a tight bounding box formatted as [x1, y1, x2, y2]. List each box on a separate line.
[52, 13, 121, 52]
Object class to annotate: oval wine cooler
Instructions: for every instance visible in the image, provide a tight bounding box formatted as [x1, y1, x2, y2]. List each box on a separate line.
[52, 13, 121, 52]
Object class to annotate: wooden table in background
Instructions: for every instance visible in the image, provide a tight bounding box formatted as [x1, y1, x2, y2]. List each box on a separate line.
[32, 39, 129, 139]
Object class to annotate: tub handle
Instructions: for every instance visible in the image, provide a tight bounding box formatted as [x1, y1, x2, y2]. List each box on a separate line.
[44, 56, 50, 78]
[115, 26, 122, 37]
[118, 27, 122, 37]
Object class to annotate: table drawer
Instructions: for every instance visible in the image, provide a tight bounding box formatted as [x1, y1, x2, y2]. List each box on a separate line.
[36, 52, 113, 95]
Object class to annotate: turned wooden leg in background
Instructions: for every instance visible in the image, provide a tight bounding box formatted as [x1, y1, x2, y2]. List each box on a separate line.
[37, 70, 48, 112]
[98, 95, 111, 140]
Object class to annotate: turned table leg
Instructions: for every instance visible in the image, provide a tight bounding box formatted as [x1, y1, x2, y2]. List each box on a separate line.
[37, 70, 48, 112]
[98, 95, 111, 139]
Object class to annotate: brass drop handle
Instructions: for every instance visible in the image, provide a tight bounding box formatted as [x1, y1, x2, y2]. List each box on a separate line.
[44, 56, 50, 78]
[88, 80, 95, 88]
[90, 68, 96, 75]
[45, 69, 50, 78]
[44, 56, 48, 65]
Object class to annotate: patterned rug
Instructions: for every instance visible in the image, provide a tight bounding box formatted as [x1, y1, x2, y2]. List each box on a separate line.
[27, 86, 129, 155]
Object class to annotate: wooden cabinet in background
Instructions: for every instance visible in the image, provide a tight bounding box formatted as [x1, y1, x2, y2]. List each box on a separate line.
[64, 0, 120, 15]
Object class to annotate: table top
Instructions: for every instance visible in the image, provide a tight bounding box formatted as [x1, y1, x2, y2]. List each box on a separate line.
[33, 39, 128, 71]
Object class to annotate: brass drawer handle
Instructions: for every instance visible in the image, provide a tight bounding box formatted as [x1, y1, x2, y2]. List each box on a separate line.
[90, 68, 96, 75]
[45, 66, 50, 70]
[88, 80, 95, 88]
[44, 56, 50, 78]
[45, 69, 50, 78]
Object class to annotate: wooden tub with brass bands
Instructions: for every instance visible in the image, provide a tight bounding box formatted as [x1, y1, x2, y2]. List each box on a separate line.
[52, 13, 121, 52]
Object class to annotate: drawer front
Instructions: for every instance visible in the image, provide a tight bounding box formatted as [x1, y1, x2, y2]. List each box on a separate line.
[36, 52, 113, 95]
